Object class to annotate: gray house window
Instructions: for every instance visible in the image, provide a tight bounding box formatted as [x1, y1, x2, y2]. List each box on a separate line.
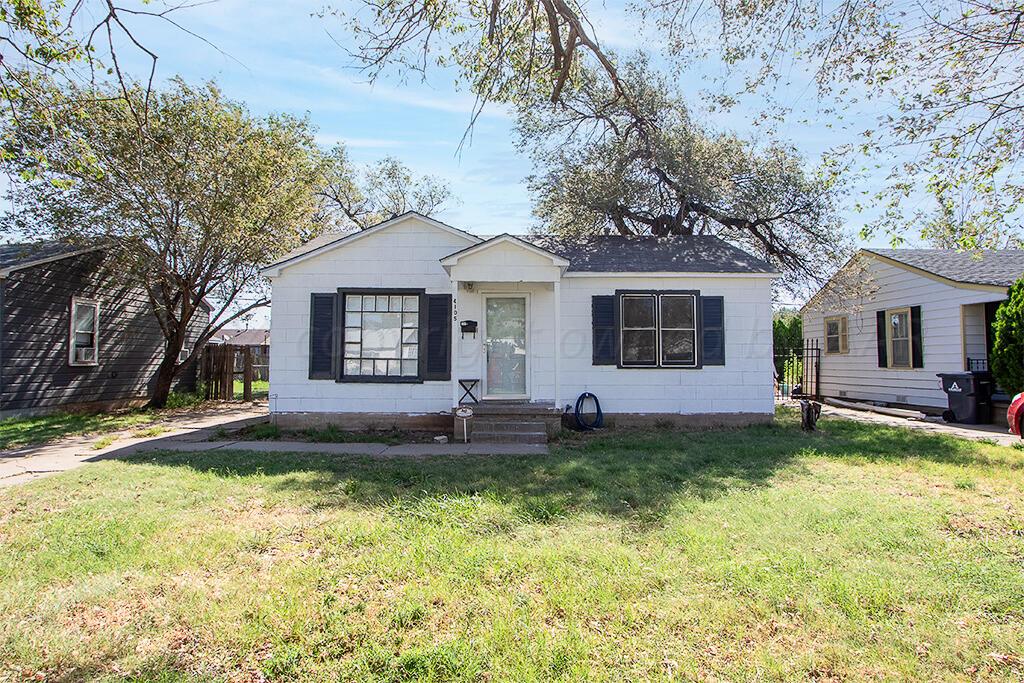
[69, 298, 100, 366]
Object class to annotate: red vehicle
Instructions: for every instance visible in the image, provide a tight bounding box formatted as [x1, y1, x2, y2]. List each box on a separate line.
[1009, 393, 1024, 437]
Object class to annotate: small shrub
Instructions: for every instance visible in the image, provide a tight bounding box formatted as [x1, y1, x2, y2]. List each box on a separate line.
[990, 278, 1024, 395]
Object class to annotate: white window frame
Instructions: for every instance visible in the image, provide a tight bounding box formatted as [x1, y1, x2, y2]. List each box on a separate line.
[619, 292, 699, 369]
[178, 343, 191, 364]
[620, 294, 658, 367]
[658, 294, 698, 367]
[886, 307, 912, 368]
[69, 298, 100, 366]
[824, 315, 849, 355]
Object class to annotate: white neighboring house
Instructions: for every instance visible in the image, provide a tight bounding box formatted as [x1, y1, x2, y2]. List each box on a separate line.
[802, 248, 1024, 411]
[261, 212, 778, 434]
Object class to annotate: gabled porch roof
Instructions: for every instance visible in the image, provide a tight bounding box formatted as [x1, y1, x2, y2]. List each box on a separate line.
[440, 233, 569, 282]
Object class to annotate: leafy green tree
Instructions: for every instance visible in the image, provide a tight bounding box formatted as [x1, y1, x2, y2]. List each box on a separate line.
[990, 279, 1024, 397]
[317, 146, 453, 230]
[773, 313, 803, 377]
[1, 78, 328, 407]
[1, 0, 194, 169]
[520, 60, 848, 291]
[334, 0, 1024, 248]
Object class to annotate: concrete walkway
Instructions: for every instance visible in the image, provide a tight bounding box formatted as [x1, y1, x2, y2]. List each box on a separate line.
[819, 402, 1021, 447]
[0, 406, 550, 489]
[119, 438, 550, 457]
[0, 404, 269, 489]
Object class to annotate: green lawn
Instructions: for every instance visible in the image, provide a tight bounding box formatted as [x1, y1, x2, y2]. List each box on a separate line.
[233, 379, 269, 400]
[1, 410, 1022, 681]
[0, 410, 161, 450]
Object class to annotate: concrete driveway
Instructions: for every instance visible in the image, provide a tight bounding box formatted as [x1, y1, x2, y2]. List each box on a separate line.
[819, 403, 1021, 447]
[0, 404, 268, 489]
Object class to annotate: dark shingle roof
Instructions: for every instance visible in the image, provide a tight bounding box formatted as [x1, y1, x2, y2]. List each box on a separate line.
[533, 234, 777, 274]
[867, 249, 1024, 287]
[0, 241, 92, 272]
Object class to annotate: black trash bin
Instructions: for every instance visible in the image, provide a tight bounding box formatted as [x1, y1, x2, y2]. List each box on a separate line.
[937, 371, 994, 424]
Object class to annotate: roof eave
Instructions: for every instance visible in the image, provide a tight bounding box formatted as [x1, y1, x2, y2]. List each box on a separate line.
[262, 212, 482, 277]
[0, 245, 104, 278]
[863, 249, 1010, 292]
[439, 233, 571, 268]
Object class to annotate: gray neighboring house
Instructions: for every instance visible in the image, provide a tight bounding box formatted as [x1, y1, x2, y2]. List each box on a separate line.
[0, 242, 209, 417]
[802, 248, 1024, 413]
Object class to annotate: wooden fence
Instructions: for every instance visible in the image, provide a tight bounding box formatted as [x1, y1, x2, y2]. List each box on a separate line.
[200, 344, 257, 401]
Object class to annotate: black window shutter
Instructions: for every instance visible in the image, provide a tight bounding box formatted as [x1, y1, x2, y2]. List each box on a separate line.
[876, 310, 887, 368]
[592, 295, 618, 365]
[701, 296, 725, 366]
[910, 305, 923, 368]
[309, 293, 336, 379]
[424, 294, 452, 380]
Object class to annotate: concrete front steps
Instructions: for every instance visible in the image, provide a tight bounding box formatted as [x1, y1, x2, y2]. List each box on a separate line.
[470, 419, 548, 444]
[464, 401, 561, 444]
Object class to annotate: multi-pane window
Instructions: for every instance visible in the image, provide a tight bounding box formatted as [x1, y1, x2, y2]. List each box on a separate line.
[620, 292, 698, 368]
[825, 316, 848, 354]
[69, 298, 99, 366]
[343, 293, 420, 378]
[888, 307, 911, 367]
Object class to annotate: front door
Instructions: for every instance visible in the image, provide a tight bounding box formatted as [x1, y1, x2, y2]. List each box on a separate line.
[484, 296, 528, 398]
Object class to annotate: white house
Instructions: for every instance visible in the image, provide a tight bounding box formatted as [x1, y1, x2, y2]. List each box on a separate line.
[262, 212, 778, 438]
[802, 248, 1024, 411]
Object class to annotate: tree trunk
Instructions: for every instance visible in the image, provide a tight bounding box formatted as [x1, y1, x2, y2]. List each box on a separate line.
[149, 353, 178, 409]
[149, 329, 187, 409]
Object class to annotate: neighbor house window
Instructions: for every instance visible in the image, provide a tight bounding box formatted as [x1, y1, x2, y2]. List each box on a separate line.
[825, 316, 848, 354]
[69, 298, 99, 366]
[178, 344, 191, 364]
[887, 307, 911, 368]
[343, 293, 420, 378]
[620, 292, 698, 368]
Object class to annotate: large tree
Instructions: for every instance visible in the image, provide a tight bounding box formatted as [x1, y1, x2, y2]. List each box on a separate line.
[1, 78, 327, 407]
[520, 60, 847, 291]
[317, 145, 453, 230]
[333, 0, 1024, 248]
[1, 0, 201, 169]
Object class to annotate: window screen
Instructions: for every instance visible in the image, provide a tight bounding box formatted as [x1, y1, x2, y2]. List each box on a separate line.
[619, 292, 699, 368]
[889, 309, 911, 368]
[70, 299, 99, 365]
[620, 294, 657, 366]
[659, 294, 696, 366]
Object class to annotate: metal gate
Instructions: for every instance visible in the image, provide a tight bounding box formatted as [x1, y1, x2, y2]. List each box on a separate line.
[774, 339, 821, 400]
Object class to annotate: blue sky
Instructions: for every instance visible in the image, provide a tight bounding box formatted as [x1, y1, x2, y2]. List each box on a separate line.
[115, 0, 897, 243]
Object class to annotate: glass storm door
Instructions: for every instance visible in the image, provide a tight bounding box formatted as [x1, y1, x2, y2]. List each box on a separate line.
[485, 296, 528, 397]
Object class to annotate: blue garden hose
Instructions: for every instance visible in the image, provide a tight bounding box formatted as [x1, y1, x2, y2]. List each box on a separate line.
[573, 392, 603, 430]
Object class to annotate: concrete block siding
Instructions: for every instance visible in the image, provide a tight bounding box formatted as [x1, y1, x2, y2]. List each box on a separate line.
[268, 216, 775, 417]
